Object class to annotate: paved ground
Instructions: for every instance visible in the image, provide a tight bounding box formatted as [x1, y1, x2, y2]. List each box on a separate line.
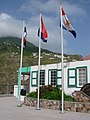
[0, 96, 90, 120]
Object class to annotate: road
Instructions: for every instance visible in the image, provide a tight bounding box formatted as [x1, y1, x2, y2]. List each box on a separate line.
[0, 96, 90, 120]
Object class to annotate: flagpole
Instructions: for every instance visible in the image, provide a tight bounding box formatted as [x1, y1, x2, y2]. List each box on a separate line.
[60, 1, 64, 113]
[36, 14, 41, 110]
[17, 21, 24, 107]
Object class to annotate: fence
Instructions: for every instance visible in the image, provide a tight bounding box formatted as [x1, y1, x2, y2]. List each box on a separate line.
[0, 84, 14, 94]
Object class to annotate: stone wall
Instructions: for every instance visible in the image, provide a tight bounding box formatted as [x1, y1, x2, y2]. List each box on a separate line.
[73, 91, 90, 102]
[65, 101, 90, 112]
[24, 97, 90, 113]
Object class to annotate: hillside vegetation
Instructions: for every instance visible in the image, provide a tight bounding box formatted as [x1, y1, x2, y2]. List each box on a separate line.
[0, 37, 82, 93]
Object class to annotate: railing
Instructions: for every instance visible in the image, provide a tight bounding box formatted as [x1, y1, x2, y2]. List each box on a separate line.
[0, 84, 14, 95]
[81, 91, 90, 99]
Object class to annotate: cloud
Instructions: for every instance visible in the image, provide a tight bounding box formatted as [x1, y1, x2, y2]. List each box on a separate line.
[18, 0, 62, 52]
[19, 0, 60, 52]
[62, 1, 87, 17]
[19, 0, 58, 17]
[0, 0, 88, 54]
[19, 0, 87, 18]
[0, 13, 22, 38]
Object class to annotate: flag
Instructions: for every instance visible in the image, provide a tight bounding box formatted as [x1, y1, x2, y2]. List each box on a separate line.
[38, 16, 48, 42]
[61, 7, 76, 38]
[23, 27, 27, 48]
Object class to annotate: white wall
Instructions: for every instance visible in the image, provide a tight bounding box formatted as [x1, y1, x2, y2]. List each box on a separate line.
[64, 60, 90, 95]
[29, 60, 90, 95]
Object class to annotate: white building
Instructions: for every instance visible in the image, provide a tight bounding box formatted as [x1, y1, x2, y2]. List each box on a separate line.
[18, 60, 90, 95]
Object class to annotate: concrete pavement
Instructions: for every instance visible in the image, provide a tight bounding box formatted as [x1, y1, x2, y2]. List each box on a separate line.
[0, 96, 90, 120]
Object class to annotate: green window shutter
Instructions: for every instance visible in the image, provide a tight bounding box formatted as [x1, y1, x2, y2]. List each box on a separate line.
[68, 68, 76, 87]
[31, 71, 38, 86]
[57, 69, 62, 86]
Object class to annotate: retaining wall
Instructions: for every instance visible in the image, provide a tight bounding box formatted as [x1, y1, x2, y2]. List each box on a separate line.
[24, 97, 90, 113]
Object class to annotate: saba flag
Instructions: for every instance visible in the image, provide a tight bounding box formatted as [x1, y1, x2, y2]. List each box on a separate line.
[38, 16, 48, 42]
[61, 7, 76, 38]
[23, 27, 27, 48]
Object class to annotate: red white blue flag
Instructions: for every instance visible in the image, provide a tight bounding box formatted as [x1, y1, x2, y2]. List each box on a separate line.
[23, 27, 27, 48]
[38, 16, 48, 42]
[62, 7, 76, 38]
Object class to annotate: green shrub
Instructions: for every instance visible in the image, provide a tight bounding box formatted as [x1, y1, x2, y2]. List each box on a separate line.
[64, 94, 74, 101]
[27, 85, 73, 101]
[27, 91, 36, 98]
[39, 85, 61, 100]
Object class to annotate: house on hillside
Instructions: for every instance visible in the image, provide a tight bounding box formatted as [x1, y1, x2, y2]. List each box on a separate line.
[17, 60, 90, 96]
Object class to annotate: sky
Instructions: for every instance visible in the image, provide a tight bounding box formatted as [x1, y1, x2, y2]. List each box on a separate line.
[0, 0, 90, 57]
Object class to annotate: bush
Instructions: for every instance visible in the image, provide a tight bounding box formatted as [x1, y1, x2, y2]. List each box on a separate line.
[27, 85, 73, 101]
[39, 85, 61, 100]
[27, 91, 36, 98]
[64, 94, 74, 101]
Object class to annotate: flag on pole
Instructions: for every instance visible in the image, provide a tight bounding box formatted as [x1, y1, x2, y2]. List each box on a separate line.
[61, 7, 76, 38]
[18, 21, 26, 106]
[23, 27, 27, 48]
[38, 16, 48, 42]
[36, 14, 48, 110]
[60, 3, 76, 113]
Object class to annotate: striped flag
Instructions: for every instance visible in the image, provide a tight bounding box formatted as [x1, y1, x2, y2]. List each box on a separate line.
[61, 7, 76, 38]
[23, 27, 27, 48]
[38, 16, 48, 42]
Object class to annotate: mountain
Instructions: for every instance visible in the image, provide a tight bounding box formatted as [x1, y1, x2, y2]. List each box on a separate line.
[0, 37, 38, 54]
[0, 37, 52, 54]
[0, 37, 82, 94]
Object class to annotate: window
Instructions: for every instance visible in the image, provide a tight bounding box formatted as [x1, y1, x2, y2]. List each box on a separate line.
[31, 70, 45, 86]
[49, 69, 62, 86]
[78, 68, 87, 86]
[40, 70, 45, 85]
[68, 67, 87, 88]
[51, 70, 57, 86]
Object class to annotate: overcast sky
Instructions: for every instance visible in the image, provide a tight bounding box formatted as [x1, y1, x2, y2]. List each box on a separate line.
[0, 0, 90, 56]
